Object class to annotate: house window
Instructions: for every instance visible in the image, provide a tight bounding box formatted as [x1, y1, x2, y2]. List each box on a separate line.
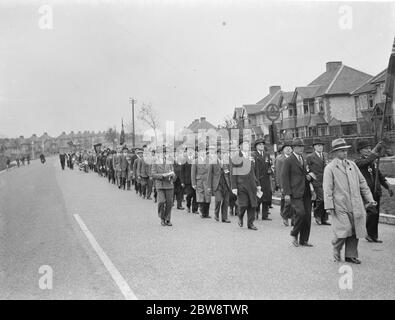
[342, 124, 358, 136]
[319, 100, 324, 113]
[368, 94, 374, 109]
[309, 127, 317, 137]
[317, 125, 328, 136]
[303, 99, 315, 114]
[330, 126, 341, 136]
[360, 95, 368, 110]
[288, 104, 297, 117]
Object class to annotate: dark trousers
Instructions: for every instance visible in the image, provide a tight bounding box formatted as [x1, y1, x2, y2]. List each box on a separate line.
[135, 179, 141, 194]
[313, 199, 328, 222]
[174, 181, 184, 207]
[108, 170, 115, 184]
[290, 191, 312, 243]
[256, 199, 270, 219]
[157, 189, 174, 222]
[185, 184, 198, 212]
[366, 197, 380, 239]
[140, 177, 149, 196]
[214, 188, 229, 220]
[146, 178, 153, 198]
[229, 193, 239, 215]
[238, 205, 256, 227]
[60, 160, 65, 170]
[199, 202, 210, 217]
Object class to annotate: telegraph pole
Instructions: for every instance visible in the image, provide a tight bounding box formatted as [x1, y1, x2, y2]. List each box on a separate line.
[129, 97, 136, 148]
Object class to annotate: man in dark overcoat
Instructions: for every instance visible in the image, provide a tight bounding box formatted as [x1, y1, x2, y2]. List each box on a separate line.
[231, 137, 261, 230]
[252, 138, 273, 221]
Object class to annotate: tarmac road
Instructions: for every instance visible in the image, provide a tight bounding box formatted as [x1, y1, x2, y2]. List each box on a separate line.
[0, 157, 394, 299]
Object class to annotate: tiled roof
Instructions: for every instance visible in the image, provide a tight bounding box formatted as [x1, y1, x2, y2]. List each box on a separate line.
[351, 69, 386, 95]
[281, 91, 294, 104]
[243, 104, 263, 115]
[256, 89, 282, 108]
[309, 63, 372, 95]
[294, 86, 322, 100]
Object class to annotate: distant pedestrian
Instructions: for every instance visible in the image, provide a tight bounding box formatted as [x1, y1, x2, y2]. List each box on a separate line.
[6, 157, 11, 170]
[355, 140, 393, 243]
[59, 152, 66, 170]
[323, 138, 376, 264]
[39, 154, 46, 164]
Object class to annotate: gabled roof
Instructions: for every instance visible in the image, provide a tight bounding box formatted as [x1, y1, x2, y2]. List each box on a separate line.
[293, 86, 322, 101]
[187, 118, 216, 132]
[308, 63, 372, 96]
[351, 69, 386, 95]
[243, 104, 263, 115]
[281, 91, 295, 104]
[256, 88, 282, 108]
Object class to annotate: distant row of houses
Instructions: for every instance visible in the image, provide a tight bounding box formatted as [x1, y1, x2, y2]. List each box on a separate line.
[232, 61, 394, 146]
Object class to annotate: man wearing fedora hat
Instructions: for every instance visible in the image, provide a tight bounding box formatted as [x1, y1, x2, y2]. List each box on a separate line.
[231, 135, 261, 230]
[252, 138, 273, 221]
[355, 140, 393, 243]
[323, 138, 376, 264]
[306, 138, 330, 226]
[274, 141, 294, 226]
[281, 137, 313, 247]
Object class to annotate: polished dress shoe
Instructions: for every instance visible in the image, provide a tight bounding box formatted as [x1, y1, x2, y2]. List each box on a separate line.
[283, 219, 289, 226]
[166, 221, 172, 226]
[299, 242, 313, 247]
[373, 238, 383, 243]
[365, 236, 374, 242]
[161, 220, 167, 226]
[345, 257, 361, 264]
[187, 207, 191, 213]
[322, 221, 331, 226]
[262, 217, 272, 221]
[177, 206, 185, 210]
[315, 218, 322, 225]
[222, 219, 231, 223]
[238, 219, 243, 228]
[248, 225, 258, 230]
[214, 217, 219, 221]
[291, 236, 299, 247]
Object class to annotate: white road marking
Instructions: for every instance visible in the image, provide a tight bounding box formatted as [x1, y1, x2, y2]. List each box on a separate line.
[73, 214, 137, 300]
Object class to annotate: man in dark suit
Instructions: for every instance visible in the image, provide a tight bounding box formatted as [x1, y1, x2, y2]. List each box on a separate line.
[59, 152, 66, 170]
[208, 148, 231, 223]
[275, 141, 293, 226]
[231, 137, 261, 230]
[252, 138, 273, 221]
[281, 137, 313, 247]
[133, 149, 143, 195]
[355, 140, 393, 243]
[306, 138, 330, 226]
[181, 147, 198, 213]
[173, 148, 185, 210]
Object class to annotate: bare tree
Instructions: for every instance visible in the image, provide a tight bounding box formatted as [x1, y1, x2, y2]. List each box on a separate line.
[105, 127, 118, 148]
[138, 103, 160, 144]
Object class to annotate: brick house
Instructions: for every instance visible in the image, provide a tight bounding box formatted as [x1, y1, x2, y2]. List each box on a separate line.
[280, 61, 373, 140]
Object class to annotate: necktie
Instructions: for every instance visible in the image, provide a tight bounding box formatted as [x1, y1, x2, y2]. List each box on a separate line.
[299, 155, 303, 166]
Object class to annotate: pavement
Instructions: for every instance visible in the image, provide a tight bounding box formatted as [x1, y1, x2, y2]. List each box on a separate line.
[0, 157, 395, 300]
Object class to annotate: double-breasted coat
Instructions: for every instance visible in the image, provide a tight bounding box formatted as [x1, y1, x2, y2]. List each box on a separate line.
[191, 157, 211, 203]
[207, 160, 232, 194]
[230, 151, 259, 208]
[323, 158, 373, 239]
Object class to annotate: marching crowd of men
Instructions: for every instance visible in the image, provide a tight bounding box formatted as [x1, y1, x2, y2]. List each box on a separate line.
[59, 135, 393, 264]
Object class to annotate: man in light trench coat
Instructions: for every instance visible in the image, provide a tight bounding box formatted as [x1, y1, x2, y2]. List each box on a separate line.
[323, 138, 376, 264]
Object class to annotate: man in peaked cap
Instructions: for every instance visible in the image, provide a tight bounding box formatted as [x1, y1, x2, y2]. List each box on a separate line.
[252, 138, 273, 221]
[306, 138, 330, 226]
[355, 139, 393, 243]
[281, 137, 313, 247]
[323, 138, 376, 264]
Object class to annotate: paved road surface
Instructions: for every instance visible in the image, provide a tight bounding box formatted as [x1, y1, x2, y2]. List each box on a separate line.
[1, 157, 394, 299]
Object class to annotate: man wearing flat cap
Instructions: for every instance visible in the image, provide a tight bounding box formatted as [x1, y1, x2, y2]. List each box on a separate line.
[306, 138, 330, 226]
[355, 140, 393, 243]
[281, 137, 313, 246]
[323, 138, 376, 264]
[252, 138, 273, 221]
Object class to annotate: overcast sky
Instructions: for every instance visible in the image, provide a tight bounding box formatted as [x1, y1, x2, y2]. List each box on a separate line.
[0, 0, 394, 138]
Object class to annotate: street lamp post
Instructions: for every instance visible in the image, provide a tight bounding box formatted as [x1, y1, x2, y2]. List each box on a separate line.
[129, 97, 136, 148]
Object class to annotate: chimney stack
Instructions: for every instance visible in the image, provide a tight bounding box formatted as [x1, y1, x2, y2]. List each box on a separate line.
[200, 117, 206, 122]
[326, 61, 342, 72]
[269, 86, 281, 96]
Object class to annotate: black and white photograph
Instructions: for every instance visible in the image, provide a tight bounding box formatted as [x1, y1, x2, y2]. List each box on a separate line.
[1, 0, 395, 304]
